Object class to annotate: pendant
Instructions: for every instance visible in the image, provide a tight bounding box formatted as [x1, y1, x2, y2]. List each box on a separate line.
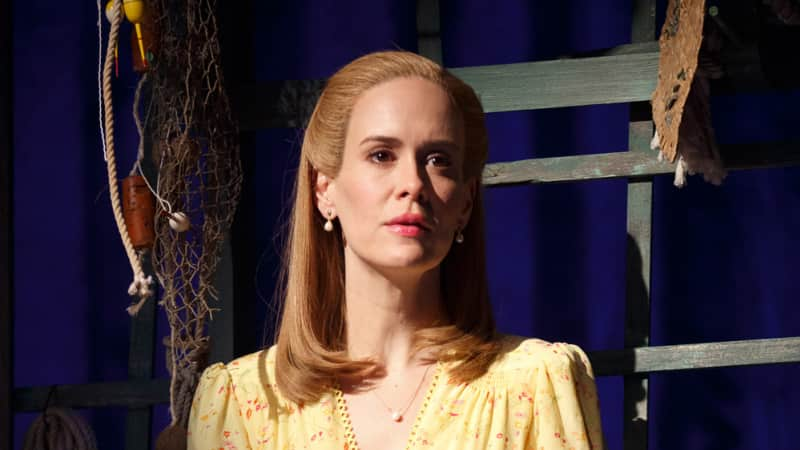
[391, 411, 403, 422]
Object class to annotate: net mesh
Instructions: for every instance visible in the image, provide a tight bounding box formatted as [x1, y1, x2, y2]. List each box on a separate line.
[142, 0, 241, 427]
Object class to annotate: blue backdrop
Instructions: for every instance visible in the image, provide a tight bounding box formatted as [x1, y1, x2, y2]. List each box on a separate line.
[11, 1, 800, 449]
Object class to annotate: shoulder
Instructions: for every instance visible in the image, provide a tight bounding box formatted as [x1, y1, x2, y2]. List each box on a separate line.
[480, 337, 605, 449]
[197, 345, 281, 404]
[479, 335, 594, 384]
[190, 347, 281, 446]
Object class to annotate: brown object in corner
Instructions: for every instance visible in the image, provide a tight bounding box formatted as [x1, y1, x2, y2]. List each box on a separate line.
[651, 0, 707, 162]
[155, 424, 187, 450]
[122, 175, 156, 250]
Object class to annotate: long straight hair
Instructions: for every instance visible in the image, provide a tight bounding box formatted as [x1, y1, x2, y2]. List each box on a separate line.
[275, 51, 500, 404]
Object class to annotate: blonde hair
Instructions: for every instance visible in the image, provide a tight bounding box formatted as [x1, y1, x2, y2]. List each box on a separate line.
[275, 50, 500, 404]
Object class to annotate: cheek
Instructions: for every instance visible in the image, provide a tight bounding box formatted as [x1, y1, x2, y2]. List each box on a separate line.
[433, 180, 468, 221]
[335, 175, 388, 223]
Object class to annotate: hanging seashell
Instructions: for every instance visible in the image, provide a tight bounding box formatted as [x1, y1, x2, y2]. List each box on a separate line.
[168, 212, 191, 232]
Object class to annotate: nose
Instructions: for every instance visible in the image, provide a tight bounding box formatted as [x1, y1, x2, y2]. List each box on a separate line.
[396, 154, 428, 203]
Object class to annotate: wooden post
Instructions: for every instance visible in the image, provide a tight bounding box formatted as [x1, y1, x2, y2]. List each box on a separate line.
[625, 1, 656, 449]
[219, 0, 257, 360]
[209, 239, 236, 363]
[416, 0, 442, 64]
[124, 252, 157, 449]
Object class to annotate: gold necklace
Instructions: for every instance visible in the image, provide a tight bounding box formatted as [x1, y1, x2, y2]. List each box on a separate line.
[370, 363, 433, 422]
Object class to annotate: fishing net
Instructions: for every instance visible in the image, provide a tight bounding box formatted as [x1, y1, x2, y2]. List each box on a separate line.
[140, 0, 242, 435]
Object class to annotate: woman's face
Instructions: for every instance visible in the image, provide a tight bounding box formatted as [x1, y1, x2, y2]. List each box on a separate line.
[317, 77, 475, 275]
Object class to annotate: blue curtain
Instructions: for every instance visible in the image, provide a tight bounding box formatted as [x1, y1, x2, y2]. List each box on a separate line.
[12, 1, 800, 448]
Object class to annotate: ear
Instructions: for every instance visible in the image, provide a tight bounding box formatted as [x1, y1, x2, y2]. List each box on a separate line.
[457, 177, 477, 229]
[315, 171, 336, 218]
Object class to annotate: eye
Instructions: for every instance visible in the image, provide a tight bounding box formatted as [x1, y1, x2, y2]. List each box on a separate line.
[369, 149, 395, 164]
[426, 153, 452, 168]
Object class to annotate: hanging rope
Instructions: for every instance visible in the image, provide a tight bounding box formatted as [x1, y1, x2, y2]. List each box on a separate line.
[101, 0, 154, 315]
[96, 0, 108, 162]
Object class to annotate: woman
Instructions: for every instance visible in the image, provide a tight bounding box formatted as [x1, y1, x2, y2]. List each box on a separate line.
[188, 51, 604, 450]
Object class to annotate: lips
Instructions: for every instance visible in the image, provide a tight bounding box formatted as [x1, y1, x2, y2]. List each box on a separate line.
[386, 213, 433, 231]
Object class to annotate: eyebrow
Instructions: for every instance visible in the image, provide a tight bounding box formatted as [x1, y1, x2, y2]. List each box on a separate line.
[359, 135, 402, 147]
[359, 135, 460, 151]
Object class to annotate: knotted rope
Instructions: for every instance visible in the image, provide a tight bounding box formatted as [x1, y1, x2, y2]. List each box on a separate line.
[101, 0, 154, 315]
[22, 387, 98, 450]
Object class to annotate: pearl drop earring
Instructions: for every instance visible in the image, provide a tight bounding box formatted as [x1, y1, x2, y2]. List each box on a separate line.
[324, 210, 334, 232]
[455, 229, 464, 244]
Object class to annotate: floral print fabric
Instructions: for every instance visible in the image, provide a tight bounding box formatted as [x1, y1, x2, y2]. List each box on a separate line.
[188, 336, 605, 449]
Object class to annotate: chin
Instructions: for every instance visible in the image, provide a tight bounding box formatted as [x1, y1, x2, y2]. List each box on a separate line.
[374, 245, 447, 273]
[347, 237, 451, 274]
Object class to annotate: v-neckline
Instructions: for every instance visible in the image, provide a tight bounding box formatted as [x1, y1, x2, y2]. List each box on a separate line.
[334, 361, 443, 450]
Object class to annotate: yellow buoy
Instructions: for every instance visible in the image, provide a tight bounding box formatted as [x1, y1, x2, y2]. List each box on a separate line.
[123, 0, 147, 68]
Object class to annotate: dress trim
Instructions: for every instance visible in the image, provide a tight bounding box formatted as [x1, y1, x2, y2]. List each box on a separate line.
[333, 361, 442, 450]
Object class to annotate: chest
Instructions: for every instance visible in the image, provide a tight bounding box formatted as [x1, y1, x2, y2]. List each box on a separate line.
[329, 381, 531, 450]
[266, 375, 540, 450]
[337, 387, 427, 450]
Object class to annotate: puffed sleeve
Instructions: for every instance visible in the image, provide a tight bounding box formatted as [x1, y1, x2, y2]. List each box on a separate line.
[527, 344, 605, 449]
[187, 363, 253, 450]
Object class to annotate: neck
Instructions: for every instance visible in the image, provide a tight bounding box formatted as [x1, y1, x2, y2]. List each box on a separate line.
[344, 252, 445, 372]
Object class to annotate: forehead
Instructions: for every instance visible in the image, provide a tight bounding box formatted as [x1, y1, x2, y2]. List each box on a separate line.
[345, 77, 463, 145]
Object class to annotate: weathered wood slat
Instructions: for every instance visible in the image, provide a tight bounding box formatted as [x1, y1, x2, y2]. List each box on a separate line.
[450, 52, 658, 113]
[233, 47, 660, 130]
[585, 41, 658, 57]
[232, 42, 659, 129]
[12, 337, 799, 410]
[13, 379, 170, 412]
[590, 337, 800, 376]
[482, 151, 672, 186]
[233, 42, 798, 130]
[482, 141, 800, 187]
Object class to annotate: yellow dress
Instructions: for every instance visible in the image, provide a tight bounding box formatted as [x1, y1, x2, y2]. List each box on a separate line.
[188, 336, 605, 450]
